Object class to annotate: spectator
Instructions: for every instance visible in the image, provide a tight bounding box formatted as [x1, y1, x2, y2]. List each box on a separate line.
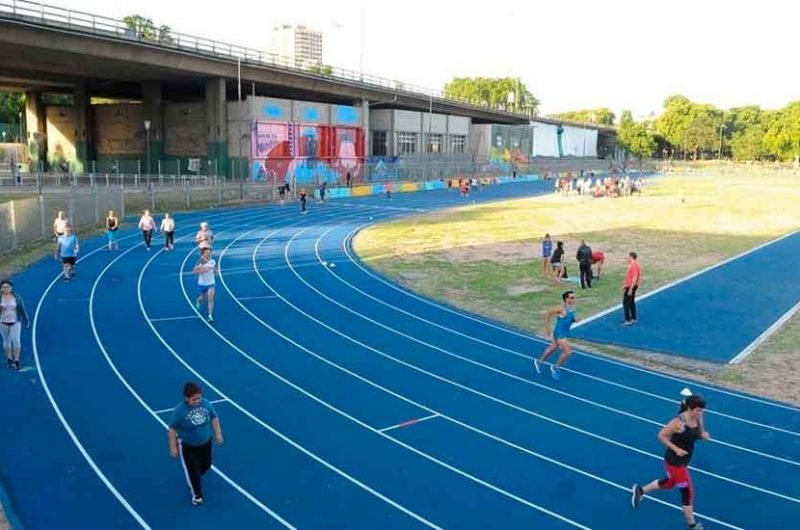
[591, 250, 606, 279]
[541, 234, 553, 277]
[550, 241, 565, 284]
[576, 240, 593, 289]
[622, 251, 641, 325]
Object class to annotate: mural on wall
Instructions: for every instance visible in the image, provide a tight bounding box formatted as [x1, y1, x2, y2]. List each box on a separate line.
[367, 156, 400, 180]
[251, 121, 364, 185]
[486, 146, 529, 173]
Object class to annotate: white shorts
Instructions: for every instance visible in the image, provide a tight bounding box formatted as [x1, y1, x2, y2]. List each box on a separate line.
[0, 322, 21, 348]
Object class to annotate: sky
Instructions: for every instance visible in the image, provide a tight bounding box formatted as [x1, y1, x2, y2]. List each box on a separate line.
[40, 0, 800, 118]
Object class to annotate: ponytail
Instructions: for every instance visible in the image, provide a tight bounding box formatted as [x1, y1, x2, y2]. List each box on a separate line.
[679, 394, 706, 413]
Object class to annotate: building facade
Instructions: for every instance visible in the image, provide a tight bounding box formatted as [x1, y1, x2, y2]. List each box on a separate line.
[268, 25, 323, 70]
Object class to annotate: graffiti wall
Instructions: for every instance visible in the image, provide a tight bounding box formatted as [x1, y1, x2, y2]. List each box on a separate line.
[250, 121, 364, 186]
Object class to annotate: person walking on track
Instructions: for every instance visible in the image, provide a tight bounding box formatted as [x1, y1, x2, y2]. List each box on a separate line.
[54, 224, 79, 281]
[138, 209, 157, 251]
[622, 251, 641, 325]
[161, 213, 175, 251]
[193, 247, 217, 323]
[1, 279, 29, 371]
[631, 394, 711, 530]
[105, 210, 120, 251]
[534, 290, 578, 380]
[168, 382, 223, 506]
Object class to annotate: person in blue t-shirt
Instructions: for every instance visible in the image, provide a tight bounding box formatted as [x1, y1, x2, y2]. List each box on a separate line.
[533, 290, 578, 381]
[54, 224, 80, 281]
[168, 382, 224, 505]
[541, 234, 553, 277]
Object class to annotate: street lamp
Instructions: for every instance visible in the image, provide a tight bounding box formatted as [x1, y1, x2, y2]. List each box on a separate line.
[144, 119, 152, 175]
[717, 122, 724, 160]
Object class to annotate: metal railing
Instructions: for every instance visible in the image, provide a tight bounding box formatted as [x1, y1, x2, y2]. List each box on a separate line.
[0, 0, 535, 119]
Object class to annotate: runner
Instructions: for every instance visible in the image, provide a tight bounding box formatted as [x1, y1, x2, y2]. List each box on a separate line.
[167, 382, 223, 506]
[0, 279, 29, 371]
[161, 213, 175, 251]
[318, 181, 327, 203]
[533, 290, 578, 380]
[541, 234, 553, 277]
[622, 251, 641, 325]
[195, 222, 214, 250]
[54, 224, 80, 281]
[193, 247, 216, 323]
[105, 210, 120, 251]
[52, 211, 68, 240]
[278, 182, 286, 204]
[631, 394, 711, 530]
[138, 209, 157, 251]
[299, 188, 308, 214]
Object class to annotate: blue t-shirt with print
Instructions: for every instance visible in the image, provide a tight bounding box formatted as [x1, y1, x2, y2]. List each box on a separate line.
[542, 239, 553, 258]
[58, 234, 79, 258]
[168, 398, 217, 446]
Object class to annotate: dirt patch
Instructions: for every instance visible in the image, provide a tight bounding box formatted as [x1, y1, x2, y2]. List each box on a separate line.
[507, 280, 546, 297]
[442, 241, 537, 264]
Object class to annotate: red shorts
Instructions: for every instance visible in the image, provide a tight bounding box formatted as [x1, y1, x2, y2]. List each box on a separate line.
[661, 463, 692, 489]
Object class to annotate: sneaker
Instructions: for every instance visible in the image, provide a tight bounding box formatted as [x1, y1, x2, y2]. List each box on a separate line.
[621, 321, 633, 326]
[207, 315, 214, 323]
[689, 523, 704, 530]
[6, 359, 12, 369]
[191, 496, 203, 506]
[533, 359, 541, 375]
[13, 361, 20, 371]
[195, 298, 202, 310]
[550, 365, 561, 381]
[631, 484, 643, 508]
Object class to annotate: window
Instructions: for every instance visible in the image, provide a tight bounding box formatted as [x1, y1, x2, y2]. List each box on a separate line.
[426, 133, 443, 154]
[397, 132, 417, 155]
[372, 131, 388, 156]
[451, 135, 466, 154]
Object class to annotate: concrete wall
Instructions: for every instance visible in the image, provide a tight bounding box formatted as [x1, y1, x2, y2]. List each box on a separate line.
[394, 110, 421, 132]
[447, 116, 470, 136]
[369, 109, 392, 131]
[46, 106, 77, 164]
[94, 103, 145, 155]
[421, 113, 447, 134]
[292, 100, 329, 124]
[164, 102, 206, 157]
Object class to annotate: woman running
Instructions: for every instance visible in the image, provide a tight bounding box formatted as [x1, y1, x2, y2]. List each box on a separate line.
[105, 210, 120, 251]
[193, 247, 216, 323]
[533, 290, 578, 380]
[138, 209, 157, 251]
[167, 382, 223, 506]
[161, 213, 175, 251]
[632, 394, 711, 530]
[1, 280, 29, 370]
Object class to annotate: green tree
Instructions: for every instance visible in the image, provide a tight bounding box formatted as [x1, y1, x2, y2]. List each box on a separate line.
[551, 108, 615, 126]
[656, 95, 693, 157]
[124, 15, 157, 39]
[0, 92, 25, 124]
[443, 77, 539, 115]
[618, 110, 656, 168]
[764, 101, 800, 162]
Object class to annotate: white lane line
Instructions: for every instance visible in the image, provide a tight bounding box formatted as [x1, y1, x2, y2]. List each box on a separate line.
[154, 398, 229, 415]
[236, 295, 279, 301]
[730, 299, 800, 365]
[324, 227, 800, 454]
[277, 223, 800, 504]
[572, 229, 800, 329]
[341, 226, 800, 414]
[164, 213, 445, 530]
[378, 414, 440, 433]
[236, 221, 744, 529]
[150, 315, 199, 323]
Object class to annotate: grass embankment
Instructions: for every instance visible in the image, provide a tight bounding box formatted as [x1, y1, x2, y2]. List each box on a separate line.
[354, 173, 800, 403]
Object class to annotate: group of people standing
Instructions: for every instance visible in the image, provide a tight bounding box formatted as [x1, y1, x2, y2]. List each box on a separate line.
[541, 234, 606, 288]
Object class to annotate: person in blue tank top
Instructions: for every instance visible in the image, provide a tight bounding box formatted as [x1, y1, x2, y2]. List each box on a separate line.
[533, 290, 578, 380]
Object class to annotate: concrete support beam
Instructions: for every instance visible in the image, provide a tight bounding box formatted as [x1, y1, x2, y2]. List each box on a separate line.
[73, 83, 91, 173]
[205, 78, 229, 177]
[25, 90, 46, 168]
[142, 81, 163, 175]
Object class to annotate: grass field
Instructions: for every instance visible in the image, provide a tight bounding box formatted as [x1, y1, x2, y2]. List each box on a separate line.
[354, 172, 800, 403]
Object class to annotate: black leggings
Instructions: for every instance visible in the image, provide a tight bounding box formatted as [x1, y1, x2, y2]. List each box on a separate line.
[180, 439, 212, 498]
[623, 285, 638, 321]
[164, 231, 174, 248]
[579, 262, 592, 288]
[142, 229, 153, 248]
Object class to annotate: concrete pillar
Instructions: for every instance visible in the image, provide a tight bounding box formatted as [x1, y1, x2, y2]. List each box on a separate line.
[205, 78, 228, 177]
[73, 83, 91, 174]
[142, 81, 163, 175]
[361, 98, 370, 182]
[25, 90, 47, 169]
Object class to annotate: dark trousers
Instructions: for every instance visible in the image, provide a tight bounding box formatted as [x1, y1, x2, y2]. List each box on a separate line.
[579, 262, 593, 289]
[164, 231, 175, 248]
[181, 439, 212, 498]
[623, 285, 638, 321]
[142, 229, 153, 248]
[301, 198, 307, 211]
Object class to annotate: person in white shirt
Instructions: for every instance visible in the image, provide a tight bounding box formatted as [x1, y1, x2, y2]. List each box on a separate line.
[138, 209, 157, 250]
[52, 211, 69, 239]
[161, 213, 175, 251]
[195, 222, 213, 250]
[192, 248, 216, 323]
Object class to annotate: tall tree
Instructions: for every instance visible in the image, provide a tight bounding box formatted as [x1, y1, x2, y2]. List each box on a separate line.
[0, 92, 24, 124]
[655, 95, 693, 157]
[551, 108, 615, 126]
[618, 110, 656, 167]
[443, 77, 539, 115]
[764, 101, 800, 162]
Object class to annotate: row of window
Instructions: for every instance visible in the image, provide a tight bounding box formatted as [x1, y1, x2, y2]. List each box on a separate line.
[372, 131, 467, 156]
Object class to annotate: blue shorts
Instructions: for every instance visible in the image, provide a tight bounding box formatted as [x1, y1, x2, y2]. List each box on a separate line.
[107, 230, 117, 242]
[553, 329, 570, 341]
[198, 284, 214, 295]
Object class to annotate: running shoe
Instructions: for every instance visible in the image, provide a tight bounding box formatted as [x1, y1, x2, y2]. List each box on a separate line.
[6, 359, 12, 369]
[207, 314, 214, 323]
[191, 496, 203, 506]
[689, 523, 704, 530]
[550, 365, 561, 381]
[631, 484, 643, 508]
[195, 298, 201, 310]
[533, 359, 541, 375]
[12, 361, 20, 371]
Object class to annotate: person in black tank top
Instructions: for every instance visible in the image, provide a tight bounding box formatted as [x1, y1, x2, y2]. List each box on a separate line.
[631, 395, 711, 530]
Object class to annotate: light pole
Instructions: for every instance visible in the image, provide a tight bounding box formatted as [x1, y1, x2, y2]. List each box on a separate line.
[717, 122, 724, 160]
[144, 119, 152, 176]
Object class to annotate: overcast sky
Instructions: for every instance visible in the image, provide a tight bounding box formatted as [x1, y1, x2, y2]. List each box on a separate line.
[44, 0, 799, 118]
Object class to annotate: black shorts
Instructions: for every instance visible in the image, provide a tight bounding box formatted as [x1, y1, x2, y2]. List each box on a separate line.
[62, 256, 76, 265]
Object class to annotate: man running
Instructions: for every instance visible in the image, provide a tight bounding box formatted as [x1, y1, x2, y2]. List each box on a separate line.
[193, 248, 216, 323]
[52, 211, 68, 240]
[632, 394, 711, 530]
[534, 291, 578, 380]
[54, 224, 80, 281]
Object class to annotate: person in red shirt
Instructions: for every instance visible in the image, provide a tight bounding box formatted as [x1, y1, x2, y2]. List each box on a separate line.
[591, 250, 605, 279]
[622, 251, 640, 325]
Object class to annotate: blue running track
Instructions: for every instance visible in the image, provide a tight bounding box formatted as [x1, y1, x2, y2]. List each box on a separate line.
[0, 181, 798, 529]
[572, 230, 800, 363]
